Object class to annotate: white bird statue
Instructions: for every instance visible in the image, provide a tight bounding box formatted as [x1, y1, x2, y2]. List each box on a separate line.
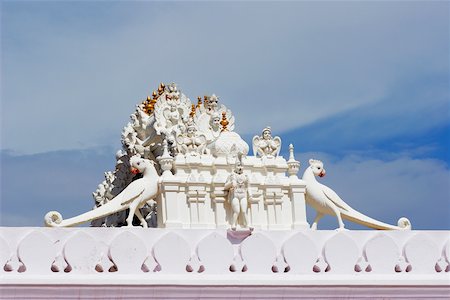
[45, 155, 160, 228]
[303, 159, 411, 230]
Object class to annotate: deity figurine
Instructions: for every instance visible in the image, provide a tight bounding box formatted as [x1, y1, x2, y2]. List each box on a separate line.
[204, 112, 221, 142]
[176, 119, 209, 156]
[206, 94, 219, 114]
[154, 96, 187, 144]
[224, 154, 253, 230]
[252, 126, 281, 158]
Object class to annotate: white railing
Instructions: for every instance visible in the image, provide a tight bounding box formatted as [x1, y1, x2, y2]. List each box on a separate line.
[0, 228, 448, 285]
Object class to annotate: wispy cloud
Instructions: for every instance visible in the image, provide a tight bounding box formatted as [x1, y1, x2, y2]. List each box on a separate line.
[1, 1, 448, 154]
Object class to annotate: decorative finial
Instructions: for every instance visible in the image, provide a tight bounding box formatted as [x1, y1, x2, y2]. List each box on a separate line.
[287, 143, 300, 178]
[196, 97, 202, 109]
[220, 111, 229, 132]
[158, 83, 165, 95]
[203, 95, 209, 108]
[152, 90, 158, 99]
[158, 138, 174, 177]
[190, 104, 196, 118]
[146, 96, 151, 102]
[289, 144, 295, 161]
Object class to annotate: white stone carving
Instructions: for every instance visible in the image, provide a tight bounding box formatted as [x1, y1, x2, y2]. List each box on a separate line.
[153, 232, 190, 273]
[63, 232, 101, 273]
[303, 159, 412, 230]
[0, 228, 449, 288]
[323, 233, 359, 273]
[42, 82, 412, 231]
[45, 155, 160, 227]
[109, 231, 147, 273]
[364, 234, 400, 273]
[195, 94, 235, 142]
[252, 126, 281, 158]
[154, 84, 190, 140]
[404, 234, 440, 273]
[17, 231, 56, 274]
[240, 233, 277, 273]
[211, 131, 249, 158]
[283, 233, 318, 274]
[197, 233, 234, 273]
[224, 154, 253, 230]
[176, 118, 209, 156]
[0, 237, 10, 273]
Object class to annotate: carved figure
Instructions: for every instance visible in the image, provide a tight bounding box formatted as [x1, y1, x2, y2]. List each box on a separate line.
[207, 112, 221, 141]
[176, 119, 209, 156]
[302, 159, 411, 230]
[252, 126, 281, 158]
[206, 94, 219, 114]
[224, 154, 253, 230]
[153, 87, 190, 142]
[195, 94, 235, 140]
[45, 155, 160, 228]
[131, 105, 151, 140]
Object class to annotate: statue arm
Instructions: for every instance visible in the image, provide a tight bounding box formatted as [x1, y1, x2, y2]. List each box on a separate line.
[273, 136, 282, 156]
[246, 176, 253, 199]
[252, 136, 260, 157]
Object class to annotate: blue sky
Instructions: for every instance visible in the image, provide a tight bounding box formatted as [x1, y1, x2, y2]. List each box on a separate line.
[1, 1, 449, 229]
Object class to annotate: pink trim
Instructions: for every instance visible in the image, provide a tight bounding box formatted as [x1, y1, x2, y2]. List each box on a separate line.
[1, 285, 449, 299]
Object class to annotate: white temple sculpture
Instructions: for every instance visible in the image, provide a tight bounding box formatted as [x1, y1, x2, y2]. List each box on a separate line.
[45, 155, 160, 227]
[303, 159, 411, 230]
[252, 126, 281, 158]
[44, 82, 411, 231]
[224, 153, 253, 230]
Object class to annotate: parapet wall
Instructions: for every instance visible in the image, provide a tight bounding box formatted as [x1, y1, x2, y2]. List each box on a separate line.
[2, 228, 449, 299]
[1, 228, 448, 284]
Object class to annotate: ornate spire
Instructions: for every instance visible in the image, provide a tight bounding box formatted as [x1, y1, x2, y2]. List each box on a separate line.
[158, 83, 165, 95]
[196, 96, 202, 109]
[289, 144, 295, 161]
[190, 104, 196, 118]
[220, 111, 229, 132]
[287, 143, 300, 178]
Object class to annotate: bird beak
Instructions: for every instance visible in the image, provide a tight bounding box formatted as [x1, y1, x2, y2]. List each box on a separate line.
[130, 167, 140, 175]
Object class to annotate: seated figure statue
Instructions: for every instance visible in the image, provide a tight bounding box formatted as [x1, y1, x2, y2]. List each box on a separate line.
[252, 126, 281, 158]
[224, 154, 253, 230]
[176, 119, 209, 156]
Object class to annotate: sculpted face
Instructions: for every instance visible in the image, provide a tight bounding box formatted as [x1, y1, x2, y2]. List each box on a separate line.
[209, 95, 218, 110]
[263, 129, 271, 140]
[187, 126, 195, 135]
[212, 116, 220, 128]
[130, 156, 152, 174]
[235, 161, 244, 174]
[309, 159, 326, 177]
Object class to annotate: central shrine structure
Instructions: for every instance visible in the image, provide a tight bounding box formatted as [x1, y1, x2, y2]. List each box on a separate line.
[44, 83, 410, 231]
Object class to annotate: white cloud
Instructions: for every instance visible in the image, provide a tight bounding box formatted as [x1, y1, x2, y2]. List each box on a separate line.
[1, 1, 448, 154]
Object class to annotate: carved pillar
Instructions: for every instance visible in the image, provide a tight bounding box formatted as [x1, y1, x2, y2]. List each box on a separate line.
[159, 176, 183, 228]
[212, 186, 228, 229]
[289, 178, 309, 229]
[187, 187, 208, 228]
[248, 188, 263, 229]
[212, 157, 232, 229]
[264, 187, 284, 229]
[286, 144, 309, 229]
